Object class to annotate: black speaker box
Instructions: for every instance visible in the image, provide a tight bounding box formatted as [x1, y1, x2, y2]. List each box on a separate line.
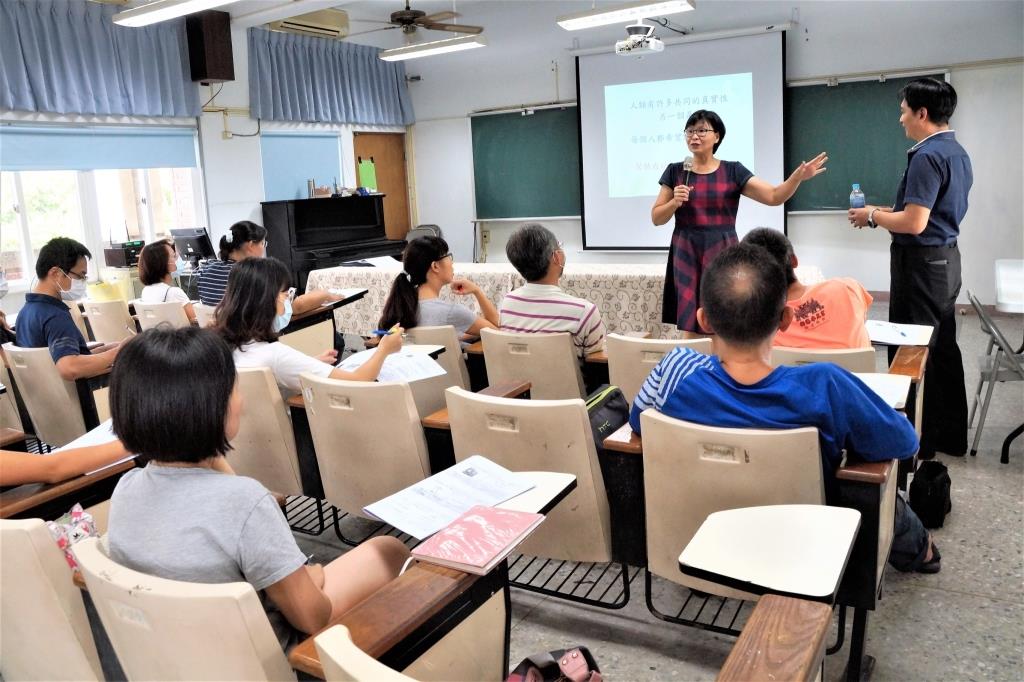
[186, 10, 234, 84]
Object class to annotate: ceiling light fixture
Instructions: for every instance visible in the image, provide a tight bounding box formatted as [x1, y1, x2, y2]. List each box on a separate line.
[113, 0, 243, 28]
[378, 34, 487, 62]
[557, 1, 695, 31]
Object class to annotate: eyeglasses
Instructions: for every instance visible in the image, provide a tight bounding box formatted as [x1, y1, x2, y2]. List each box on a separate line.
[684, 128, 715, 138]
[437, 252, 453, 262]
[62, 269, 88, 281]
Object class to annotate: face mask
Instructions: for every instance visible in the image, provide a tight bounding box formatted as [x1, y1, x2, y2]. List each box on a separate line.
[273, 297, 293, 332]
[58, 272, 88, 301]
[175, 256, 188, 273]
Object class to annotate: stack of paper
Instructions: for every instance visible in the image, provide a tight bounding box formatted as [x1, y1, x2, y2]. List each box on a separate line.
[55, 420, 134, 475]
[338, 347, 446, 383]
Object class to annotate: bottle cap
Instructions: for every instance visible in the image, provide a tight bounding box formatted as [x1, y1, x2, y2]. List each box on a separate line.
[852, 183, 860, 190]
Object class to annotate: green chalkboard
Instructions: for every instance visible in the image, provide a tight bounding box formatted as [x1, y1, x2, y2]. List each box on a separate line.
[471, 107, 581, 219]
[784, 74, 945, 211]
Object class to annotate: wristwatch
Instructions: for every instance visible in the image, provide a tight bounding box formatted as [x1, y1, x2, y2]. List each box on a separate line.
[867, 207, 879, 229]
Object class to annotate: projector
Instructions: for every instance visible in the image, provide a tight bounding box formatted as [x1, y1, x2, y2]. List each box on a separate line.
[615, 22, 664, 55]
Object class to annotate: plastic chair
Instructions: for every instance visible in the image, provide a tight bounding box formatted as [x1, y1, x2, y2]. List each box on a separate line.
[193, 302, 217, 328]
[65, 301, 90, 341]
[404, 325, 468, 417]
[299, 373, 430, 544]
[229, 368, 303, 496]
[73, 536, 296, 682]
[480, 328, 584, 399]
[2, 343, 86, 447]
[81, 300, 134, 344]
[771, 346, 877, 373]
[315, 625, 415, 682]
[133, 300, 191, 330]
[0, 519, 103, 681]
[605, 333, 713, 404]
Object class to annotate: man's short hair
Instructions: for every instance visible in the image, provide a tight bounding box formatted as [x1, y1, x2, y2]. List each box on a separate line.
[900, 78, 957, 124]
[111, 327, 235, 463]
[34, 237, 91, 280]
[506, 223, 559, 282]
[742, 228, 797, 286]
[701, 243, 788, 346]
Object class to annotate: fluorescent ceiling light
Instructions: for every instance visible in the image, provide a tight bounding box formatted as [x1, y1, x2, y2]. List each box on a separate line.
[379, 35, 487, 62]
[113, 0, 242, 28]
[557, 1, 695, 31]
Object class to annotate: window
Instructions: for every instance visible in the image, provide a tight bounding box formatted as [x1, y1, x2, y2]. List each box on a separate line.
[0, 172, 26, 282]
[146, 167, 199, 237]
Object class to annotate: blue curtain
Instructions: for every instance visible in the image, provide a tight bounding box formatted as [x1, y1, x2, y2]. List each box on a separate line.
[0, 126, 198, 171]
[248, 28, 414, 126]
[0, 0, 198, 117]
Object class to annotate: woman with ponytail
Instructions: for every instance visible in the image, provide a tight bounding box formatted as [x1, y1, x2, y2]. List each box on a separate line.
[378, 237, 498, 341]
[197, 220, 341, 313]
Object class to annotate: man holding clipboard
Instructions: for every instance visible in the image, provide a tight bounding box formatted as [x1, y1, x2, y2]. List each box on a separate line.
[848, 78, 973, 459]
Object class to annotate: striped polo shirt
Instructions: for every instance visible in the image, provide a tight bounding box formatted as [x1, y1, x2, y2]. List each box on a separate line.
[498, 283, 606, 357]
[197, 259, 236, 306]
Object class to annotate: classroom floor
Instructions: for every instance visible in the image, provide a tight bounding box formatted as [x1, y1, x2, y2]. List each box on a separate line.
[295, 302, 1024, 682]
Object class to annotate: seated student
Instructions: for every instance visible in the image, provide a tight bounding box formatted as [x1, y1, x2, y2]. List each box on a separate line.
[499, 223, 606, 357]
[378, 236, 498, 342]
[0, 441, 130, 486]
[137, 240, 197, 323]
[106, 327, 410, 649]
[14, 237, 120, 381]
[742, 228, 872, 349]
[630, 243, 938, 573]
[198, 220, 339, 313]
[215, 257, 402, 398]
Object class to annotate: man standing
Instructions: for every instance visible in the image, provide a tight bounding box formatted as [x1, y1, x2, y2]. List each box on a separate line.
[849, 78, 972, 458]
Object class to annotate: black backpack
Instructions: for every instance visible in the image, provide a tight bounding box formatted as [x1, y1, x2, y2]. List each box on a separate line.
[909, 460, 952, 528]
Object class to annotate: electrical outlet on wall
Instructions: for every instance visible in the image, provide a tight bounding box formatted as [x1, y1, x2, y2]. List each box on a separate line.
[481, 230, 490, 245]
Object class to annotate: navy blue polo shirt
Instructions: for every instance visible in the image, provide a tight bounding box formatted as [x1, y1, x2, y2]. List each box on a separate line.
[14, 293, 90, 363]
[892, 131, 973, 247]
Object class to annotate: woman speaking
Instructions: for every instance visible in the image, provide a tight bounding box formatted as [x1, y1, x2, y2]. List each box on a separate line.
[651, 110, 827, 334]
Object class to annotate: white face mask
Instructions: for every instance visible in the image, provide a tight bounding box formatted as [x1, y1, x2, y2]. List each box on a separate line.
[58, 271, 88, 301]
[273, 297, 293, 332]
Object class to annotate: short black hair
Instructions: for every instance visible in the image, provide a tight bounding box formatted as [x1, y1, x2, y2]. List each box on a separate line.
[34, 237, 91, 280]
[214, 256, 291, 349]
[899, 78, 957, 124]
[741, 228, 797, 286]
[138, 240, 174, 286]
[506, 223, 559, 282]
[700, 243, 787, 346]
[111, 327, 235, 463]
[685, 109, 726, 154]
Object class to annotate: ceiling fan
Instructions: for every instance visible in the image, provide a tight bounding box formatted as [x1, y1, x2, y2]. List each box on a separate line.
[348, 1, 483, 39]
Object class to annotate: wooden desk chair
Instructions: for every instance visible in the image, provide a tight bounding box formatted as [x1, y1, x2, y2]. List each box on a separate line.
[299, 373, 431, 546]
[404, 326, 470, 417]
[81, 300, 134, 343]
[73, 536, 296, 681]
[444, 386, 630, 608]
[770, 346, 877, 373]
[2, 344, 86, 448]
[316, 625, 414, 681]
[480, 328, 584, 400]
[639, 413, 897, 680]
[66, 301, 90, 340]
[0, 519, 103, 681]
[606, 333, 713, 404]
[133, 300, 190, 330]
[193, 302, 217, 328]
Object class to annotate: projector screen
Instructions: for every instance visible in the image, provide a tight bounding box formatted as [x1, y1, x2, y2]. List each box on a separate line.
[578, 31, 785, 250]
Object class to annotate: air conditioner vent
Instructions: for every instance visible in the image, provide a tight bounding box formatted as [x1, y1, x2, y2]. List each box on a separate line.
[268, 8, 348, 40]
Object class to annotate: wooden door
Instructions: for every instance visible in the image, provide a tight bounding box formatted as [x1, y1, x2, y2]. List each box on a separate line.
[353, 132, 410, 241]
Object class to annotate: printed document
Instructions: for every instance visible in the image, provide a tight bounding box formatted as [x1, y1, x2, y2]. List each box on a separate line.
[852, 373, 912, 410]
[866, 320, 934, 346]
[338, 347, 446, 383]
[54, 419, 135, 475]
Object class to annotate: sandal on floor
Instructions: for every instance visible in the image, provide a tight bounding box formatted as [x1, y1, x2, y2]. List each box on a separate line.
[917, 541, 942, 574]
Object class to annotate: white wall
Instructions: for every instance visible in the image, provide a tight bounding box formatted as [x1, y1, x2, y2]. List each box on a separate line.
[404, 1, 1024, 302]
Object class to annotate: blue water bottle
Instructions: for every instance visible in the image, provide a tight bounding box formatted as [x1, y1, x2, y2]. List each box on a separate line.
[850, 183, 865, 209]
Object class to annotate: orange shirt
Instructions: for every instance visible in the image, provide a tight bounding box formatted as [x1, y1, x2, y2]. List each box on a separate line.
[774, 278, 873, 349]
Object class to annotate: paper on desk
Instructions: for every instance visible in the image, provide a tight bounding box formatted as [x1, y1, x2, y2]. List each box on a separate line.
[338, 348, 446, 383]
[363, 455, 535, 539]
[852, 373, 912, 410]
[322, 288, 367, 306]
[54, 419, 134, 476]
[866, 320, 934, 346]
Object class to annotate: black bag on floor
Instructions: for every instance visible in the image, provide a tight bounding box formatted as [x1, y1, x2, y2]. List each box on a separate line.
[909, 460, 952, 528]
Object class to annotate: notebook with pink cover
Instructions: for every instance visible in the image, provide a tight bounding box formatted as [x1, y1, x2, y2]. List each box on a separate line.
[411, 505, 545, 575]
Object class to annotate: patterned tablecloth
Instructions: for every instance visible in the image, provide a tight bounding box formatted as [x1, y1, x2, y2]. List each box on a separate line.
[306, 262, 825, 339]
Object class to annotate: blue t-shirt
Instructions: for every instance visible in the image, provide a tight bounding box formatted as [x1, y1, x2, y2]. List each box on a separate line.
[14, 293, 90, 363]
[892, 131, 972, 247]
[630, 348, 918, 483]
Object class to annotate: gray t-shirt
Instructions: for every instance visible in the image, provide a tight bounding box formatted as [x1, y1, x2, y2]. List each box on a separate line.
[107, 465, 307, 650]
[418, 298, 477, 337]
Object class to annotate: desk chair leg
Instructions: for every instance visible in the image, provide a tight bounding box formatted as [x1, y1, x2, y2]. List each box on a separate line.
[827, 604, 847, 655]
[1001, 423, 1023, 464]
[844, 607, 875, 681]
[970, 348, 1001, 457]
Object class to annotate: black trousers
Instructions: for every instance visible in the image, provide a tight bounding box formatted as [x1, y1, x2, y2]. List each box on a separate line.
[889, 242, 968, 456]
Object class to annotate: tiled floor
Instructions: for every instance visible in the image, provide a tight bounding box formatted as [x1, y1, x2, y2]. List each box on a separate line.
[297, 304, 1024, 681]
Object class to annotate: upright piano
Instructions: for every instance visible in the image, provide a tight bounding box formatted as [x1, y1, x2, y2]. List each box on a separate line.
[261, 195, 406, 291]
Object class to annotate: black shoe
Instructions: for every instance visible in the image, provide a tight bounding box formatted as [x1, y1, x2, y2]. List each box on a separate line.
[917, 543, 942, 574]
